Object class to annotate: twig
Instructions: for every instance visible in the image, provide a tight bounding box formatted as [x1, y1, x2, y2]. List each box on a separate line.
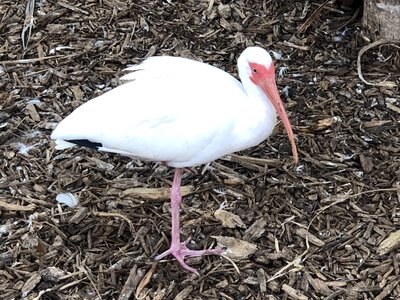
[0, 55, 65, 65]
[77, 265, 102, 300]
[267, 248, 308, 282]
[220, 254, 241, 275]
[336, 5, 362, 31]
[357, 39, 400, 88]
[0, 199, 36, 211]
[279, 41, 309, 51]
[92, 211, 135, 233]
[22, 0, 36, 50]
[207, 0, 215, 12]
[297, 0, 332, 34]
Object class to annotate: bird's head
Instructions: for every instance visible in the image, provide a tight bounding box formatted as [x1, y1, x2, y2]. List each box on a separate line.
[238, 46, 298, 163]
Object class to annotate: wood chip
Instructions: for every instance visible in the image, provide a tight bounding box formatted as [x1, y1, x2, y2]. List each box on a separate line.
[243, 218, 267, 241]
[374, 279, 400, 300]
[297, 116, 341, 133]
[121, 185, 194, 200]
[359, 153, 374, 173]
[377, 230, 400, 256]
[282, 284, 308, 300]
[174, 285, 194, 300]
[39, 267, 67, 283]
[25, 103, 40, 122]
[386, 102, 400, 114]
[21, 272, 42, 297]
[87, 157, 115, 170]
[295, 228, 325, 247]
[119, 266, 144, 300]
[69, 207, 88, 224]
[257, 268, 267, 294]
[306, 273, 332, 295]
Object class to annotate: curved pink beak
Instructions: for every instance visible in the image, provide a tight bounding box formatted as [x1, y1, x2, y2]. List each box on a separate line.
[260, 77, 298, 163]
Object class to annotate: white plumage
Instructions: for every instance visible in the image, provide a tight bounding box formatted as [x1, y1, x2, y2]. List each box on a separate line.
[51, 47, 297, 167]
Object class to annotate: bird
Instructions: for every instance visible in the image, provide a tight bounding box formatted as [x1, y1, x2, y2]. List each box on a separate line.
[51, 46, 298, 274]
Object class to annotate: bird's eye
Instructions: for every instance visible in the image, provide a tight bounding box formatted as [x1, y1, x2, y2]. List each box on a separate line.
[253, 68, 258, 74]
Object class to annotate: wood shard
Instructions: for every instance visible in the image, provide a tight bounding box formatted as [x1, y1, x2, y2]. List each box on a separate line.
[21, 272, 42, 297]
[243, 218, 267, 241]
[122, 185, 194, 200]
[119, 266, 145, 300]
[377, 230, 400, 256]
[295, 228, 325, 247]
[359, 153, 374, 173]
[0, 199, 36, 211]
[282, 284, 308, 300]
[306, 273, 332, 295]
[374, 279, 400, 300]
[175, 285, 194, 300]
[39, 267, 67, 283]
[69, 207, 88, 224]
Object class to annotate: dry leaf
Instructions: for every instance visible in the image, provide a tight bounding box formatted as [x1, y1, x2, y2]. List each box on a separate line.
[212, 235, 257, 260]
[363, 120, 392, 128]
[214, 209, 246, 229]
[69, 85, 84, 102]
[174, 285, 194, 300]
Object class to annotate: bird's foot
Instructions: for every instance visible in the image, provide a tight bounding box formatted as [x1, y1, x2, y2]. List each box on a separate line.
[154, 239, 223, 275]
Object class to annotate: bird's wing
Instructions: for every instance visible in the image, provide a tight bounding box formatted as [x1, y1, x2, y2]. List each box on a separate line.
[51, 56, 249, 167]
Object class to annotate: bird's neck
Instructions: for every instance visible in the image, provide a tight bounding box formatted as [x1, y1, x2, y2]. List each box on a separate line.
[240, 74, 276, 121]
[230, 79, 277, 152]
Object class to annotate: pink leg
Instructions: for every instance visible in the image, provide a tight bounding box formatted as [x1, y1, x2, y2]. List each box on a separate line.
[154, 168, 223, 274]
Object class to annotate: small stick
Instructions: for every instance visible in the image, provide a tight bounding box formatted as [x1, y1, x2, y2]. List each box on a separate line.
[0, 55, 65, 65]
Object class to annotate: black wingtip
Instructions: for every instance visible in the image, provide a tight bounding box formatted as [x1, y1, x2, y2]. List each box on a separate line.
[66, 139, 103, 150]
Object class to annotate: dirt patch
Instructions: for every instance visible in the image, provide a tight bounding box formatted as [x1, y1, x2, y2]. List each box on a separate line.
[1, 0, 399, 299]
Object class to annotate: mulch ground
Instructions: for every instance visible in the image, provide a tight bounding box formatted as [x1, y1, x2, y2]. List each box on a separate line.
[1, 0, 400, 299]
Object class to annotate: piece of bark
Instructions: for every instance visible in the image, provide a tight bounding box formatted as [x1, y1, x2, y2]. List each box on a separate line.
[377, 230, 400, 255]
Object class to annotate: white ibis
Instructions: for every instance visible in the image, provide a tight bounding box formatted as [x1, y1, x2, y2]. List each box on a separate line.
[51, 46, 298, 274]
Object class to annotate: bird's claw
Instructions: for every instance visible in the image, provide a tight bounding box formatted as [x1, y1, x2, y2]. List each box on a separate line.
[154, 242, 223, 275]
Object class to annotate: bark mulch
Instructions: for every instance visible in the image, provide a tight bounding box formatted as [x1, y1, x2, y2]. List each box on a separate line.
[1, 0, 399, 299]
